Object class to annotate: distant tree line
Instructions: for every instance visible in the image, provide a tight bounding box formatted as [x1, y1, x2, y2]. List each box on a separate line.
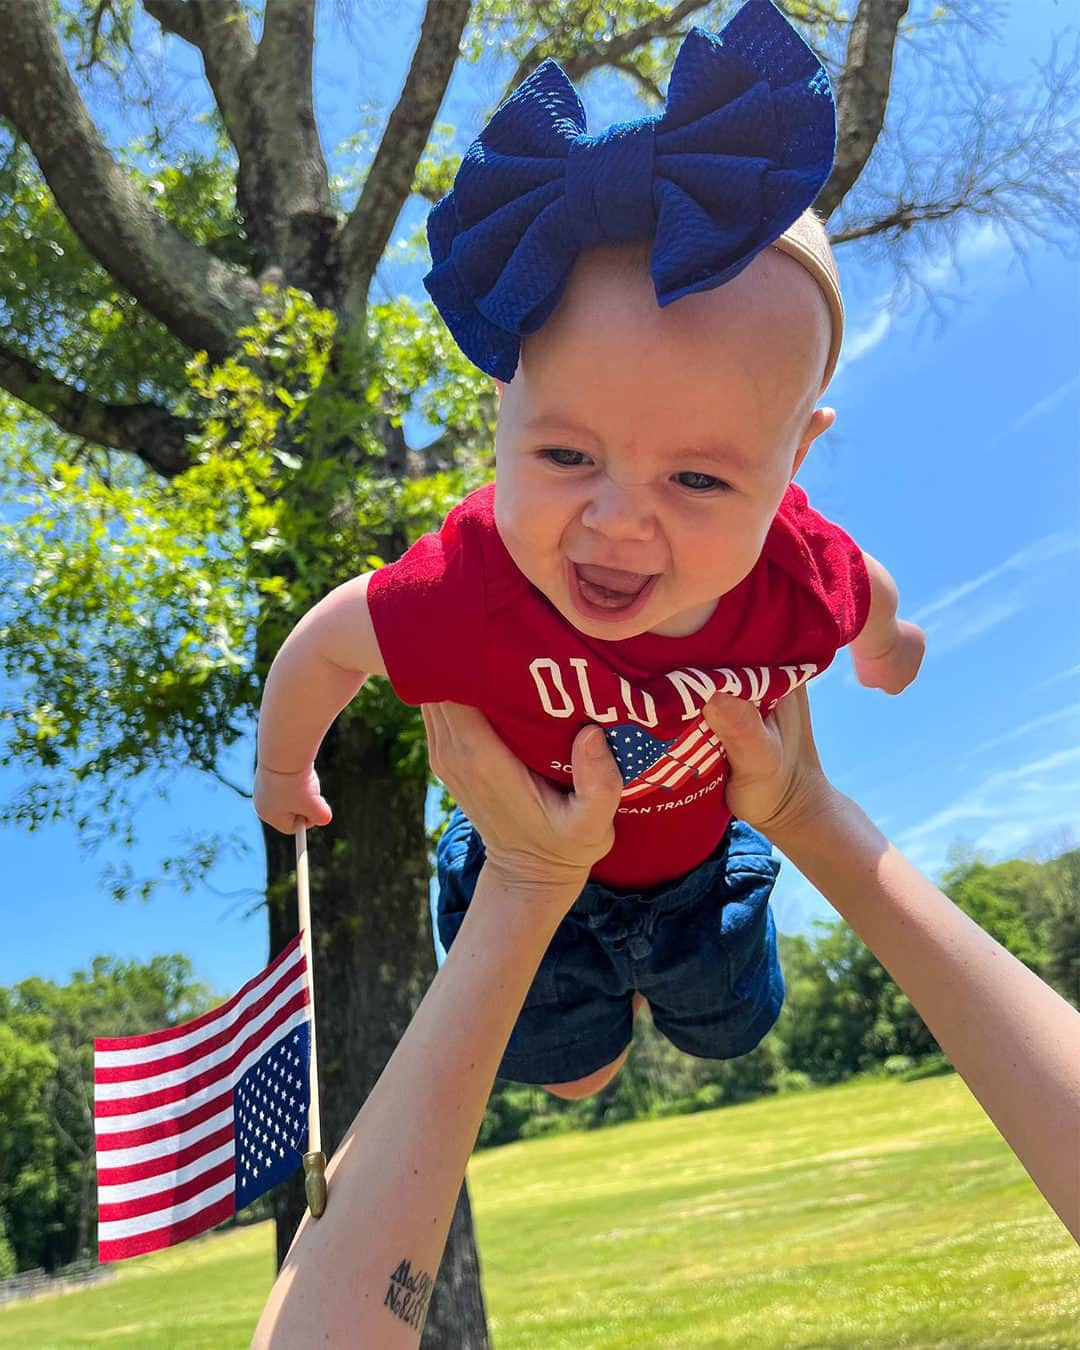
[0, 955, 211, 1274]
[1, 847, 1075, 1273]
[477, 846, 1080, 1148]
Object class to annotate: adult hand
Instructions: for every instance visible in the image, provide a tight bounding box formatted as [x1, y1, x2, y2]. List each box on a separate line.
[702, 687, 837, 843]
[422, 703, 623, 891]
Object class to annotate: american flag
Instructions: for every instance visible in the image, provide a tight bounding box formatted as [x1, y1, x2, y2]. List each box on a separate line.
[605, 717, 725, 800]
[94, 935, 311, 1262]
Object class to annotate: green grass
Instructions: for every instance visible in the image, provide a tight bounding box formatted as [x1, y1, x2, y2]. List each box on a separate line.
[3, 1075, 1076, 1348]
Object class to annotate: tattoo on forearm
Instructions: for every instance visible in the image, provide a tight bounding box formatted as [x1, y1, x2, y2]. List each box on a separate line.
[384, 1258, 434, 1333]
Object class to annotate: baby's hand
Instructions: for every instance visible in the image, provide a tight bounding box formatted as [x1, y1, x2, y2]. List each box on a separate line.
[852, 619, 926, 695]
[254, 764, 333, 835]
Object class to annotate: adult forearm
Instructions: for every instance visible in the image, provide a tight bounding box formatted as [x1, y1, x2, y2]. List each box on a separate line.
[775, 790, 1080, 1240]
[252, 866, 580, 1348]
[257, 623, 366, 772]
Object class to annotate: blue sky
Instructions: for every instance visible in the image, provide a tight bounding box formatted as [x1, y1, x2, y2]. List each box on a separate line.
[1, 1, 1077, 997]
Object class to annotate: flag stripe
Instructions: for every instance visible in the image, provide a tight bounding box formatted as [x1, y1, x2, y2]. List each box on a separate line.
[95, 976, 308, 1090]
[95, 1087, 232, 1148]
[659, 763, 694, 789]
[617, 718, 724, 800]
[678, 739, 720, 768]
[97, 1157, 235, 1224]
[98, 1192, 236, 1261]
[99, 1175, 235, 1244]
[96, 1123, 235, 1188]
[96, 1106, 235, 1170]
[94, 991, 309, 1102]
[94, 955, 304, 1077]
[94, 936, 304, 1057]
[97, 1141, 234, 1207]
[95, 942, 312, 1264]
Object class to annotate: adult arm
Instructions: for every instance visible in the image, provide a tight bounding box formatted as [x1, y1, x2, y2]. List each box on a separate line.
[703, 692, 1080, 1241]
[252, 713, 623, 1347]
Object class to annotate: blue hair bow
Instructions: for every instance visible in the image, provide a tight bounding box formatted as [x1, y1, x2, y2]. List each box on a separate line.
[424, 0, 835, 381]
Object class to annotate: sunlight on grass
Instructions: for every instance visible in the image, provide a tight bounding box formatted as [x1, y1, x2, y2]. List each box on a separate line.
[2, 1075, 1076, 1348]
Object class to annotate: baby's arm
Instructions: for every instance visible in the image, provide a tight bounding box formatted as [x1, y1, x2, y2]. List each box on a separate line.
[849, 552, 926, 695]
[254, 573, 386, 834]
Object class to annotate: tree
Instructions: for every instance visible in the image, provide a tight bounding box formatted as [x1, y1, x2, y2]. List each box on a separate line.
[941, 844, 1080, 1006]
[0, 1019, 58, 1273]
[1040, 849, 1080, 1007]
[775, 926, 937, 1082]
[0, 0, 1076, 1340]
[0, 954, 211, 1272]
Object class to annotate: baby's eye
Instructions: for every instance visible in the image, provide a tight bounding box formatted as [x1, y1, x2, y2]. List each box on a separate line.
[673, 471, 730, 493]
[542, 447, 590, 467]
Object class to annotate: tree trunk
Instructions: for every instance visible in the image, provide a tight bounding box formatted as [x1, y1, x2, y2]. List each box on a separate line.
[263, 710, 489, 1347]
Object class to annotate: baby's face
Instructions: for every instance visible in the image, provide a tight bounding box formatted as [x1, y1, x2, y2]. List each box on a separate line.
[493, 243, 835, 641]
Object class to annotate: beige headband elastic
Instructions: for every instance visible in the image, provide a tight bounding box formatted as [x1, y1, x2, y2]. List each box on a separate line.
[771, 208, 844, 391]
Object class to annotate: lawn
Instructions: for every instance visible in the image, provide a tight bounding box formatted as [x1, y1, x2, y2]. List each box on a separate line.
[2, 1074, 1076, 1348]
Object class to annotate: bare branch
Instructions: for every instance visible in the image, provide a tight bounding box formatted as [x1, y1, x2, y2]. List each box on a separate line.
[500, 0, 711, 105]
[817, 0, 910, 221]
[830, 28, 1080, 274]
[0, 341, 195, 477]
[339, 0, 472, 321]
[0, 0, 263, 358]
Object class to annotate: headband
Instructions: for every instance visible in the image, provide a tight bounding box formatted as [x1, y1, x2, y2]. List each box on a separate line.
[424, 0, 843, 388]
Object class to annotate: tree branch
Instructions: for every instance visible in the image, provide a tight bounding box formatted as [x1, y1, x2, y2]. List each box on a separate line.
[816, 0, 910, 221]
[613, 58, 665, 106]
[144, 0, 338, 298]
[0, 342, 195, 477]
[829, 197, 971, 245]
[339, 0, 472, 322]
[143, 1, 257, 140]
[831, 28, 1080, 264]
[499, 0, 711, 105]
[0, 0, 263, 359]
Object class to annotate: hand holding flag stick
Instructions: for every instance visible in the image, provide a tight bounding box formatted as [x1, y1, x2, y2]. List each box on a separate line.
[295, 824, 327, 1219]
[93, 831, 328, 1259]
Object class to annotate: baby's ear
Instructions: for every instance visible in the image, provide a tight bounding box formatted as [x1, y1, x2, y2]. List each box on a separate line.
[791, 406, 835, 477]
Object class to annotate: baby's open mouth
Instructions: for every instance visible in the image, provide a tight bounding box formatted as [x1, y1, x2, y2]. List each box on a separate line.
[572, 562, 656, 611]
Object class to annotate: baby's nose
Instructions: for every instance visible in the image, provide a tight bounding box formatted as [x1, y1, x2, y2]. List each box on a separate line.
[581, 480, 654, 541]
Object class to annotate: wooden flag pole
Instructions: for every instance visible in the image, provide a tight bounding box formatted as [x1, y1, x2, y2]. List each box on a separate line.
[296, 825, 327, 1217]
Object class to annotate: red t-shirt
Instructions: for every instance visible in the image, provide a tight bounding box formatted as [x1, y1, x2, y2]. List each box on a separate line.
[367, 483, 869, 888]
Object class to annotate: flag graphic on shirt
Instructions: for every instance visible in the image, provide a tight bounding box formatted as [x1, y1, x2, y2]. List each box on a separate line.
[604, 718, 725, 800]
[94, 936, 311, 1263]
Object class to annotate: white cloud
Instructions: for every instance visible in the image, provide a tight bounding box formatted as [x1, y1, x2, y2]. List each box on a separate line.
[776, 699, 1080, 934]
[968, 701, 1080, 758]
[1004, 371, 1080, 438]
[906, 531, 1079, 656]
[895, 744, 1080, 869]
[1034, 664, 1080, 693]
[834, 221, 1010, 380]
[910, 532, 1077, 626]
[836, 310, 892, 372]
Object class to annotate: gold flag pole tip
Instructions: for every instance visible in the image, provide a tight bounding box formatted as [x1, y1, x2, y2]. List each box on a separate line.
[303, 1150, 327, 1218]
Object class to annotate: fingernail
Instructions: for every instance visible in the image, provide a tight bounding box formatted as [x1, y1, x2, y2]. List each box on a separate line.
[585, 727, 607, 758]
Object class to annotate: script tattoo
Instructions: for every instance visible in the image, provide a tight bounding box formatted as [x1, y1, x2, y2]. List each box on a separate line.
[384, 1257, 434, 1333]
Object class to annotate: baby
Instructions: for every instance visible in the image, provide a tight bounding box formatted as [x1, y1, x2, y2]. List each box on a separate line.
[255, 0, 925, 1097]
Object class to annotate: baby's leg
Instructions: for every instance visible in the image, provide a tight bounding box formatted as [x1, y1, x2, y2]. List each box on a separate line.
[542, 994, 647, 1100]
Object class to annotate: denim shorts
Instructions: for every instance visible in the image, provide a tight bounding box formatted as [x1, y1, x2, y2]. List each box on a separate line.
[433, 809, 785, 1086]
